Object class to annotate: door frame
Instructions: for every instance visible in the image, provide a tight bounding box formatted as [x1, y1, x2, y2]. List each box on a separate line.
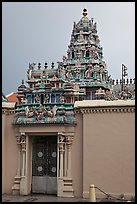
[18, 125, 75, 196]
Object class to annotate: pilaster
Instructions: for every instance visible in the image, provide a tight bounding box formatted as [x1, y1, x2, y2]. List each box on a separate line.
[65, 134, 74, 178]
[57, 132, 74, 197]
[20, 132, 27, 195]
[12, 134, 21, 195]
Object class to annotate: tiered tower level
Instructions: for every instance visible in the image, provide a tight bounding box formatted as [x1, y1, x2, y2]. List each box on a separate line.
[14, 8, 135, 124]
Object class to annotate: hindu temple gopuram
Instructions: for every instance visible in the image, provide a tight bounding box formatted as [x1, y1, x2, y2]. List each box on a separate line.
[3, 8, 134, 199]
[14, 8, 135, 125]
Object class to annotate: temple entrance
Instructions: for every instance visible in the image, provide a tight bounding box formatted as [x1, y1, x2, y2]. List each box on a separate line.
[32, 136, 57, 194]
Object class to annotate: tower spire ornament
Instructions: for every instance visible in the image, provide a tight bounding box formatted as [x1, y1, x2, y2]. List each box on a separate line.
[83, 8, 87, 16]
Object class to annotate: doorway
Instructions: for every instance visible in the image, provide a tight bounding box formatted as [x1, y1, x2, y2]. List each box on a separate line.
[32, 136, 57, 194]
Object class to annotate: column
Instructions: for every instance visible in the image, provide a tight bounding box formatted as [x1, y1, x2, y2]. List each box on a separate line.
[20, 133, 26, 177]
[62, 133, 74, 197]
[65, 134, 74, 178]
[64, 142, 67, 177]
[20, 132, 27, 195]
[58, 133, 65, 177]
[57, 133, 65, 197]
[16, 134, 21, 176]
[12, 134, 21, 195]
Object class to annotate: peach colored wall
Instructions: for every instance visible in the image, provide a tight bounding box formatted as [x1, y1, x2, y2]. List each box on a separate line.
[2, 113, 6, 194]
[82, 111, 135, 198]
[25, 136, 32, 194]
[2, 105, 135, 198]
[4, 113, 18, 194]
[71, 113, 83, 197]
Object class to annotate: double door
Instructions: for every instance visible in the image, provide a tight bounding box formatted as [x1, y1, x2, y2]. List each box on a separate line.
[32, 136, 57, 194]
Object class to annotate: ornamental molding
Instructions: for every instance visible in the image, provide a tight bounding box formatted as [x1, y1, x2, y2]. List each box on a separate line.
[64, 132, 74, 137]
[58, 133, 65, 153]
[2, 109, 16, 115]
[13, 122, 77, 127]
[65, 133, 74, 143]
[20, 133, 26, 151]
[74, 107, 135, 114]
[58, 132, 74, 148]
[16, 134, 21, 145]
[65, 136, 74, 146]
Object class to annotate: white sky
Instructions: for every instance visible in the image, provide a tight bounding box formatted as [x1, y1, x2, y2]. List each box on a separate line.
[2, 2, 135, 95]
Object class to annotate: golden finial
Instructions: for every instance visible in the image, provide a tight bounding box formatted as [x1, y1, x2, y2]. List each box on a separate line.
[83, 8, 87, 17]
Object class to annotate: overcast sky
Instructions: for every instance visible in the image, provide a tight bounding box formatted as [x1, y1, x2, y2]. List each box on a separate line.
[2, 2, 135, 95]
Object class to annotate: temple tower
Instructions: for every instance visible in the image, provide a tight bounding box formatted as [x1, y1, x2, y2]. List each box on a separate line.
[57, 8, 113, 100]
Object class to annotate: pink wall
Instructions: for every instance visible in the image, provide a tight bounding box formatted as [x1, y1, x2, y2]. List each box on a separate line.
[71, 113, 83, 197]
[3, 113, 18, 194]
[82, 111, 135, 198]
[2, 101, 135, 199]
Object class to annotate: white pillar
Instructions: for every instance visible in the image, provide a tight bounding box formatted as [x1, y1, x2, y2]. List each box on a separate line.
[16, 134, 21, 177]
[64, 143, 67, 177]
[65, 134, 74, 178]
[20, 133, 26, 177]
[62, 133, 74, 197]
[20, 133, 27, 195]
[60, 148, 64, 177]
[67, 143, 71, 177]
[22, 151, 25, 176]
[58, 133, 65, 178]
[57, 133, 65, 197]
[57, 136, 59, 177]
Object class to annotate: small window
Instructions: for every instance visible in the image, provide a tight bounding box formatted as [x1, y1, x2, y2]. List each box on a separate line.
[40, 94, 44, 105]
[32, 94, 34, 103]
[27, 95, 31, 103]
[67, 97, 71, 103]
[56, 83, 59, 89]
[86, 92, 90, 100]
[51, 94, 55, 103]
[56, 94, 60, 103]
[72, 50, 75, 59]
[92, 92, 96, 100]
[86, 50, 90, 58]
[82, 50, 85, 57]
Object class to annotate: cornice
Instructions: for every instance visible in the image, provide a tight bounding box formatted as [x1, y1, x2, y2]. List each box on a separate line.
[74, 99, 135, 114]
[74, 107, 135, 114]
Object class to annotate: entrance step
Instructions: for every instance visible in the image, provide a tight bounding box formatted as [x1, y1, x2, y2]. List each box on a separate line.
[63, 177, 74, 197]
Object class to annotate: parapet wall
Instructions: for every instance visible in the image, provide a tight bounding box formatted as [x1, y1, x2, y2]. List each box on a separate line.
[73, 99, 135, 199]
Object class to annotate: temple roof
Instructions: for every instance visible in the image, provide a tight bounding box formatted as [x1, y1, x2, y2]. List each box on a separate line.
[6, 92, 19, 103]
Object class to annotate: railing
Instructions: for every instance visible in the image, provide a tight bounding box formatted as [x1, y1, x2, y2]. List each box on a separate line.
[112, 78, 135, 85]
